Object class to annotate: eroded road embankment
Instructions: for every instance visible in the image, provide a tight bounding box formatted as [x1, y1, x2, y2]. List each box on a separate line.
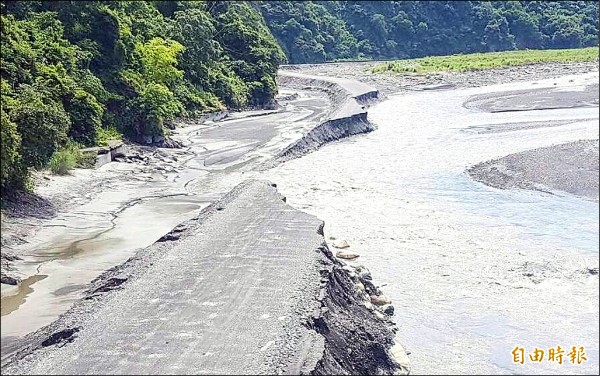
[1, 72, 392, 373]
[2, 181, 402, 375]
[260, 70, 599, 374]
[272, 71, 378, 163]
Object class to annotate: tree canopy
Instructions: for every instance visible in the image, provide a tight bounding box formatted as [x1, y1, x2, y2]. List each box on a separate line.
[1, 0, 285, 193]
[258, 1, 599, 63]
[1, 1, 597, 195]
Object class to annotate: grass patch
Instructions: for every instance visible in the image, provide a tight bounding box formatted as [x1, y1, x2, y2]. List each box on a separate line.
[371, 47, 599, 74]
[47, 142, 95, 175]
[95, 126, 122, 147]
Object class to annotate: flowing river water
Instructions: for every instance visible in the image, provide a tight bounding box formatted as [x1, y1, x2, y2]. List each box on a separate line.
[262, 73, 599, 374]
[1, 71, 598, 374]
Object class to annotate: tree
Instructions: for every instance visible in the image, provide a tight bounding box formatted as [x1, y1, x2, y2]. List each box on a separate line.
[136, 37, 185, 86]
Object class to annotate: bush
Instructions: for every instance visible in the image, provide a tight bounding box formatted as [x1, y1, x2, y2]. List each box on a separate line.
[129, 82, 182, 138]
[48, 143, 80, 175]
[65, 89, 104, 146]
[172, 81, 223, 117]
[0, 109, 27, 192]
[95, 125, 122, 146]
[11, 88, 71, 168]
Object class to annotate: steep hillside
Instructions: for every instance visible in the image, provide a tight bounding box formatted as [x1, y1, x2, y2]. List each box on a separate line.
[1, 1, 285, 193]
[258, 1, 599, 63]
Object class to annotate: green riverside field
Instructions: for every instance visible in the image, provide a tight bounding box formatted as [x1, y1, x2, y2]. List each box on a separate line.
[372, 47, 599, 74]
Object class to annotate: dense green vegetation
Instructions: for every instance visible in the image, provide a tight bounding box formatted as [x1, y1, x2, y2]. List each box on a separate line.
[1, 1, 284, 194]
[372, 46, 599, 73]
[2, 1, 598, 196]
[258, 1, 600, 63]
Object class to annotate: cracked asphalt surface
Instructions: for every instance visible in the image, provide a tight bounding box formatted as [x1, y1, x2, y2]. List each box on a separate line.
[2, 181, 329, 375]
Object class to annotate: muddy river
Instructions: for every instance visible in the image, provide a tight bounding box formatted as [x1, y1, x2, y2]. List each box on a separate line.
[1, 71, 598, 374]
[263, 73, 599, 374]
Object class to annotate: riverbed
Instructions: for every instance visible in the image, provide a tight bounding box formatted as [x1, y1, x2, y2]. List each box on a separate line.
[0, 89, 331, 353]
[262, 72, 599, 374]
[1, 65, 598, 374]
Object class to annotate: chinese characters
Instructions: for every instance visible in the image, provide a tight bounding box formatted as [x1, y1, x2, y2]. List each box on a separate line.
[512, 346, 587, 365]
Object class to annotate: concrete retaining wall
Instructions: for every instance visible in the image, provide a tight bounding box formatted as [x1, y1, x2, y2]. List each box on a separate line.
[81, 140, 127, 168]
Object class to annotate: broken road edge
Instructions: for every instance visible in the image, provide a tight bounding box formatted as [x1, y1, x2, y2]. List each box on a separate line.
[1, 180, 409, 375]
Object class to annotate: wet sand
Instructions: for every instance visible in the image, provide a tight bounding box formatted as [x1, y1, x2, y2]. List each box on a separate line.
[0, 71, 381, 358]
[464, 78, 599, 201]
[0, 89, 332, 344]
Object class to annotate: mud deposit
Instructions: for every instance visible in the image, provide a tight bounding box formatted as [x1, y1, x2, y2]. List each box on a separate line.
[468, 139, 599, 201]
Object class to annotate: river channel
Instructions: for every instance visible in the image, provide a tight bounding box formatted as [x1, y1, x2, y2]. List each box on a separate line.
[263, 72, 599, 374]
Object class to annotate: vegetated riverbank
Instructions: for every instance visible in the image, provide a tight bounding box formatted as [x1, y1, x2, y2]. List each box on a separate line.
[0, 142, 201, 287]
[1, 180, 406, 375]
[371, 47, 599, 74]
[1, 70, 404, 374]
[0, 70, 378, 289]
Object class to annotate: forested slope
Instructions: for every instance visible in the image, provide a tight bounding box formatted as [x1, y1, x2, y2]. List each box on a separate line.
[2, 1, 598, 195]
[1, 1, 284, 193]
[258, 1, 599, 63]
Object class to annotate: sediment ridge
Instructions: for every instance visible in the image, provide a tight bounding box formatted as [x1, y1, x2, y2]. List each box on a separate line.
[1, 180, 406, 375]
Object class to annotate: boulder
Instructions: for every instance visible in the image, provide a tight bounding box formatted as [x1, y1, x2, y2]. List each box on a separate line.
[354, 265, 372, 281]
[362, 279, 381, 296]
[382, 304, 395, 316]
[332, 239, 350, 249]
[336, 251, 360, 260]
[370, 294, 391, 306]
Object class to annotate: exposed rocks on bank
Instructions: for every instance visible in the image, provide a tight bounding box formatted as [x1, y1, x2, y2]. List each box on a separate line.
[1, 180, 407, 375]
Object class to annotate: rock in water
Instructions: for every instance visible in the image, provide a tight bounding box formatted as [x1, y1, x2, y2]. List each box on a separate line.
[336, 251, 360, 260]
[332, 239, 350, 249]
[370, 294, 391, 306]
[354, 265, 372, 281]
[389, 343, 411, 375]
[382, 304, 395, 316]
[1, 275, 19, 285]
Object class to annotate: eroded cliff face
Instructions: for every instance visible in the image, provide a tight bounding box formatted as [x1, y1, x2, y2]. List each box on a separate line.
[308, 245, 406, 375]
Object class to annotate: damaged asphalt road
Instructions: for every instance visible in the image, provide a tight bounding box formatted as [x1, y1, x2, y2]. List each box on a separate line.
[2, 181, 401, 375]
